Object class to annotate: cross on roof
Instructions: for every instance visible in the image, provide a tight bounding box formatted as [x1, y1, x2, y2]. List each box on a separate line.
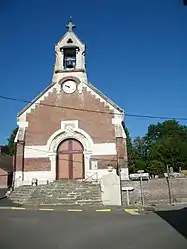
[66, 17, 76, 32]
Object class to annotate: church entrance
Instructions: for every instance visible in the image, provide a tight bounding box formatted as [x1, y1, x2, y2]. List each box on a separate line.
[56, 139, 84, 180]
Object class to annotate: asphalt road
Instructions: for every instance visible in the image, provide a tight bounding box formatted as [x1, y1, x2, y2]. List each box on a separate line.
[0, 209, 187, 249]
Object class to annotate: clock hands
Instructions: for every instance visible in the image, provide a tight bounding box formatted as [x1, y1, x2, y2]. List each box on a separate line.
[62, 81, 76, 94]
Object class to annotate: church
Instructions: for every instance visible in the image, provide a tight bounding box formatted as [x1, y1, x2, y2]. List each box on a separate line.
[14, 20, 128, 187]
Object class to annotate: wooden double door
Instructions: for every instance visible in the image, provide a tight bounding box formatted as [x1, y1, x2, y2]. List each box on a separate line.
[56, 139, 84, 180]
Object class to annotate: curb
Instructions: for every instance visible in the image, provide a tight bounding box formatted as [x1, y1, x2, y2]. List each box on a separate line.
[0, 206, 145, 213]
[143, 206, 156, 212]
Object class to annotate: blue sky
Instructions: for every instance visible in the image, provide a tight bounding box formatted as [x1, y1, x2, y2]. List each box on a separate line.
[0, 0, 186, 144]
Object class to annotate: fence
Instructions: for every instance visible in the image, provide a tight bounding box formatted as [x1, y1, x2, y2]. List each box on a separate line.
[122, 178, 187, 206]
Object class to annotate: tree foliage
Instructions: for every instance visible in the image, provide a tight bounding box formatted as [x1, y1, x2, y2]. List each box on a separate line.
[124, 127, 134, 172]
[129, 120, 187, 175]
[7, 127, 18, 155]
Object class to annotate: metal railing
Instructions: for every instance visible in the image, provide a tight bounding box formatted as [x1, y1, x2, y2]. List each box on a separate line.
[82, 172, 99, 183]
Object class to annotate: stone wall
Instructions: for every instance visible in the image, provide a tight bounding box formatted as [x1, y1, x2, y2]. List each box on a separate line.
[122, 178, 187, 206]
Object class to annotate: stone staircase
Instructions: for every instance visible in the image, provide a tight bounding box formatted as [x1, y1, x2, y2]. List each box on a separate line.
[9, 180, 103, 208]
[9, 185, 36, 205]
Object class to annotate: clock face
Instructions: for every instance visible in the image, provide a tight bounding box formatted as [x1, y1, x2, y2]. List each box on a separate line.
[62, 81, 77, 94]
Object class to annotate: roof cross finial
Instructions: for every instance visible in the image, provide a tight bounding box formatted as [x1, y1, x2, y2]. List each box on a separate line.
[66, 16, 76, 32]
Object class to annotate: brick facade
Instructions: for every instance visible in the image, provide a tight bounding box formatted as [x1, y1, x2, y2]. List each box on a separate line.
[24, 158, 50, 171]
[15, 143, 24, 171]
[14, 23, 129, 186]
[22, 86, 125, 171]
[25, 88, 116, 146]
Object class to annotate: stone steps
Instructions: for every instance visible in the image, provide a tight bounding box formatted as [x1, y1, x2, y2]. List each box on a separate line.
[8, 186, 36, 205]
[8, 180, 103, 207]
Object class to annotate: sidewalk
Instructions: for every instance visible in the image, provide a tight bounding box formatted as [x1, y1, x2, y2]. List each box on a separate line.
[152, 203, 187, 211]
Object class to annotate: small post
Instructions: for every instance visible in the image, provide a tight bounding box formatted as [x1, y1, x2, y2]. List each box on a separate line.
[140, 176, 145, 206]
[118, 166, 123, 206]
[137, 170, 145, 206]
[126, 190, 130, 206]
[166, 165, 172, 205]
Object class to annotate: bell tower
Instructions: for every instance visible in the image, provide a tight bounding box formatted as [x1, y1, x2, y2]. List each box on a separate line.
[53, 18, 86, 83]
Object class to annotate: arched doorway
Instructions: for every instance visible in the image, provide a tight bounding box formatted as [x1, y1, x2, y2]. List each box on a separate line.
[56, 139, 84, 180]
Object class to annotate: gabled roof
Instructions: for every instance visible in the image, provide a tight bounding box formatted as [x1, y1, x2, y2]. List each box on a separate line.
[17, 83, 54, 117]
[87, 82, 124, 113]
[17, 81, 124, 117]
[57, 31, 84, 47]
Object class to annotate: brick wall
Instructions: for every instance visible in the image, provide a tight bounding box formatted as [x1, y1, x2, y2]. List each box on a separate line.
[15, 143, 24, 171]
[0, 168, 8, 187]
[122, 178, 187, 205]
[25, 88, 116, 146]
[17, 81, 127, 173]
[24, 158, 50, 171]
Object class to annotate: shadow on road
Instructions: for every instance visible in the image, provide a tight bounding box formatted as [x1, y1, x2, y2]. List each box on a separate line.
[155, 208, 187, 240]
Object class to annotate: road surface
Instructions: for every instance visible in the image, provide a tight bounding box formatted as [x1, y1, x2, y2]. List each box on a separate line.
[0, 208, 187, 249]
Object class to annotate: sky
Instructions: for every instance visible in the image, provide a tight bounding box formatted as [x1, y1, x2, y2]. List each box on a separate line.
[0, 0, 186, 144]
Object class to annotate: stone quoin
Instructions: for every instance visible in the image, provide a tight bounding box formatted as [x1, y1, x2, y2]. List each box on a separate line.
[14, 20, 129, 187]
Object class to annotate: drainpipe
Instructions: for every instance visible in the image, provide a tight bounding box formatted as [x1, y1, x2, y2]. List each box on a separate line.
[12, 142, 17, 190]
[116, 136, 123, 206]
[21, 141, 25, 182]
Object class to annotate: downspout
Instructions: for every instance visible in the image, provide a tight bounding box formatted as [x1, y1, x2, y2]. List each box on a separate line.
[12, 142, 17, 190]
[21, 141, 25, 182]
[121, 120, 128, 168]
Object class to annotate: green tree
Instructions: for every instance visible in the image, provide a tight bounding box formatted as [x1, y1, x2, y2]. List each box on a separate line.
[146, 160, 165, 176]
[145, 120, 187, 172]
[133, 158, 146, 172]
[7, 127, 18, 155]
[124, 127, 135, 173]
[133, 136, 148, 159]
[131, 137, 148, 172]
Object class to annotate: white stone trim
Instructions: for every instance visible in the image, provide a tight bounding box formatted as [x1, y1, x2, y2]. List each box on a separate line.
[17, 121, 28, 128]
[47, 120, 94, 153]
[24, 143, 117, 158]
[18, 75, 124, 123]
[92, 143, 116, 155]
[60, 120, 78, 130]
[24, 146, 48, 158]
[81, 81, 121, 114]
[46, 120, 93, 181]
[14, 171, 53, 187]
[112, 113, 124, 125]
[14, 168, 129, 187]
[112, 113, 126, 138]
[18, 83, 58, 122]
[14, 127, 26, 143]
[22, 120, 121, 185]
[14, 130, 19, 143]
